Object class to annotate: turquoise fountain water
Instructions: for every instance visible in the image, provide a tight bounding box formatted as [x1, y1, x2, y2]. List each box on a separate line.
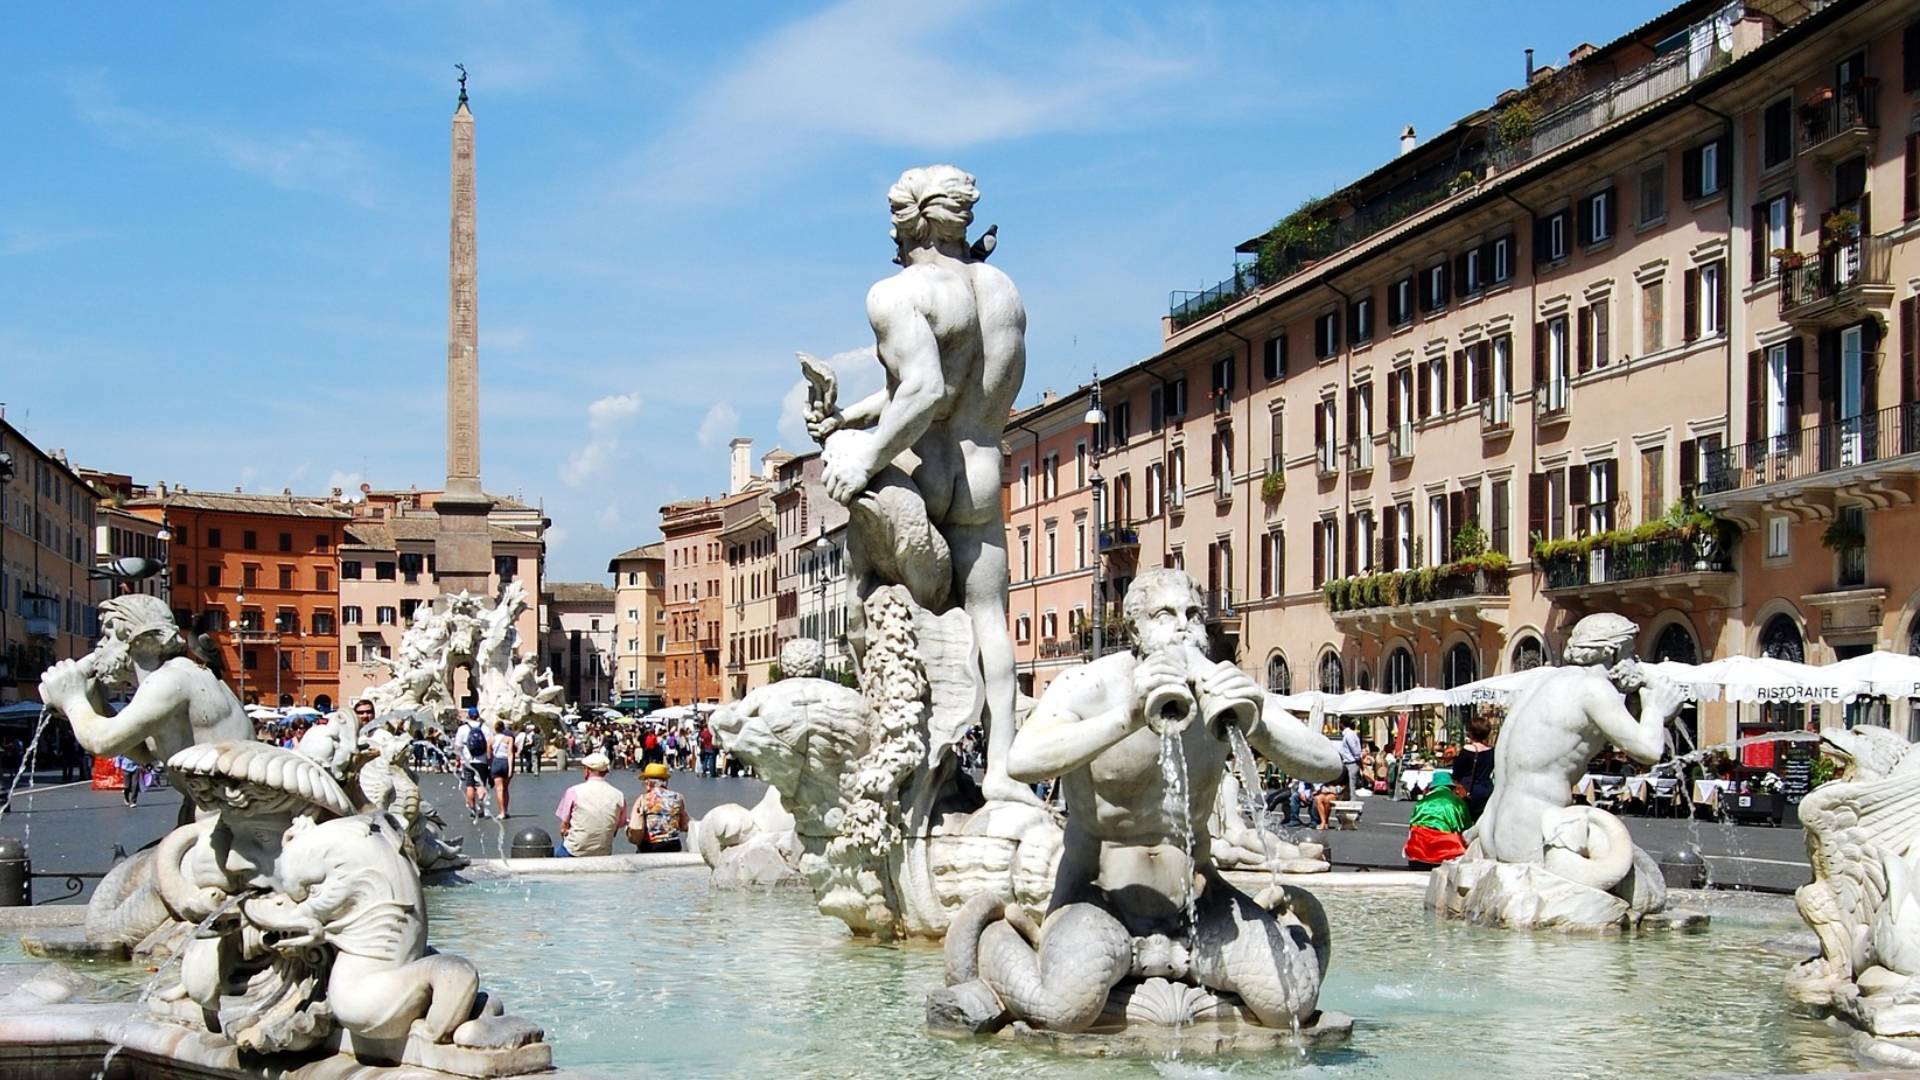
[411, 870, 1854, 1079]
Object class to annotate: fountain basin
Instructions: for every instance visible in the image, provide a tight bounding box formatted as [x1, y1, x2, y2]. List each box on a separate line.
[0, 869, 1866, 1078]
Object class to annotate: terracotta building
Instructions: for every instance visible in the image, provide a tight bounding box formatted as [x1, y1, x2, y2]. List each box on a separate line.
[661, 496, 729, 706]
[0, 421, 99, 705]
[128, 487, 349, 709]
[607, 542, 667, 709]
[1016, 0, 1920, 755]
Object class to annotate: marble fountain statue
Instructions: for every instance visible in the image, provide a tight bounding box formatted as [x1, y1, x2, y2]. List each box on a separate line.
[700, 165, 1348, 1051]
[1426, 612, 1704, 932]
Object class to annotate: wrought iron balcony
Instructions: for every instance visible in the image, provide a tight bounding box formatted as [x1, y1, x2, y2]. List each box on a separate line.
[1701, 402, 1920, 503]
[1778, 231, 1894, 329]
[1482, 393, 1514, 434]
[1314, 445, 1338, 479]
[1388, 423, 1414, 462]
[1347, 437, 1374, 473]
[1541, 536, 1734, 592]
[1799, 83, 1876, 164]
[20, 595, 57, 639]
[1203, 588, 1238, 628]
[1536, 379, 1571, 423]
[1098, 522, 1140, 552]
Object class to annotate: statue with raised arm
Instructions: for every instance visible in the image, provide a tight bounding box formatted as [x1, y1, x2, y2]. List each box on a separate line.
[931, 570, 1349, 1045]
[37, 594, 251, 765]
[800, 164, 1032, 807]
[1426, 612, 1699, 931]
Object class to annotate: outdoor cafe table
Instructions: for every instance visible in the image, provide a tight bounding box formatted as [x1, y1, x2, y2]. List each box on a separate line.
[1395, 768, 1436, 800]
[1692, 778, 1734, 811]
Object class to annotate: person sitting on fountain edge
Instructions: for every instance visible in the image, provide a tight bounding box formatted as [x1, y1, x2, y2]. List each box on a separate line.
[970, 568, 1343, 1031]
[555, 752, 625, 857]
[1403, 769, 1470, 869]
[629, 762, 688, 853]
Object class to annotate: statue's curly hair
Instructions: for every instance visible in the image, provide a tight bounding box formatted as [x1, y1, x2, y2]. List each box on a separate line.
[779, 637, 824, 679]
[887, 165, 978, 247]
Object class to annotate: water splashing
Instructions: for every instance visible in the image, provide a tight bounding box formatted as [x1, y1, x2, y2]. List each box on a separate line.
[1157, 728, 1199, 1055]
[1224, 723, 1282, 893]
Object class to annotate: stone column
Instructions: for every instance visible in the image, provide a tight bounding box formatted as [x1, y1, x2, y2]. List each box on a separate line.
[436, 88, 494, 596]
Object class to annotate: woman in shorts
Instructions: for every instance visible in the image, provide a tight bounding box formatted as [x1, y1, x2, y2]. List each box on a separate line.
[488, 720, 514, 819]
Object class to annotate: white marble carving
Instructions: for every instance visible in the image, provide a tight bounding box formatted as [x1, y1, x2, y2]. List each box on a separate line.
[143, 740, 549, 1075]
[933, 569, 1344, 1040]
[1786, 724, 1920, 1065]
[1426, 612, 1691, 931]
[364, 583, 562, 734]
[1208, 769, 1329, 875]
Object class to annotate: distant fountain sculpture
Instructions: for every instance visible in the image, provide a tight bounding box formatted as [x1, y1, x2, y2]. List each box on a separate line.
[363, 582, 564, 736]
[929, 569, 1348, 1048]
[715, 166, 1065, 940]
[1786, 724, 1920, 1065]
[1209, 767, 1329, 874]
[1426, 612, 1702, 932]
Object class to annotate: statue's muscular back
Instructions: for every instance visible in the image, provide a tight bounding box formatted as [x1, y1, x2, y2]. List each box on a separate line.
[867, 257, 1025, 528]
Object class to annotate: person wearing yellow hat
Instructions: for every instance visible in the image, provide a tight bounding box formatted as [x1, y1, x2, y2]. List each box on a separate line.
[628, 761, 689, 853]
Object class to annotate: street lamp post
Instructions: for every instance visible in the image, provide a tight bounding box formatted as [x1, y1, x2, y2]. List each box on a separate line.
[1084, 374, 1105, 658]
[232, 589, 248, 707]
[813, 525, 831, 662]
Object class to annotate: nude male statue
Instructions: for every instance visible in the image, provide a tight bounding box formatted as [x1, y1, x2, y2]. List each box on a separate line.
[1473, 611, 1688, 867]
[948, 569, 1342, 1030]
[804, 165, 1031, 805]
[39, 594, 252, 765]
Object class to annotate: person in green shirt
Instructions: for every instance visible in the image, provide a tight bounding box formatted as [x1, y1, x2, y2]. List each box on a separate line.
[1404, 769, 1471, 868]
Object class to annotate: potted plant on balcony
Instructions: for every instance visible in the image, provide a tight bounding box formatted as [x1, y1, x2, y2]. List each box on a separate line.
[1823, 208, 1861, 248]
[1772, 249, 1805, 273]
[1261, 470, 1286, 505]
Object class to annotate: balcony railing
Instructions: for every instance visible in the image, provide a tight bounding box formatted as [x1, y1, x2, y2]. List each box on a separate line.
[1324, 561, 1509, 613]
[1315, 446, 1338, 479]
[1702, 402, 1920, 496]
[1347, 437, 1374, 472]
[1541, 535, 1734, 591]
[1388, 423, 1414, 462]
[20, 595, 58, 639]
[1203, 588, 1237, 622]
[1490, 41, 1708, 171]
[1799, 84, 1876, 158]
[1098, 522, 1140, 552]
[1212, 389, 1232, 415]
[1482, 392, 1514, 432]
[1779, 231, 1893, 321]
[1537, 378, 1571, 421]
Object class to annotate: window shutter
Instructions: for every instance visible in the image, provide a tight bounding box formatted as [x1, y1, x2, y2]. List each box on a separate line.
[1679, 439, 1698, 498]
[1346, 513, 1358, 576]
[1346, 303, 1361, 346]
[1434, 360, 1448, 414]
[1751, 203, 1769, 281]
[1364, 294, 1377, 340]
[1382, 508, 1398, 572]
[1527, 472, 1548, 543]
[1577, 195, 1594, 247]
[1260, 535, 1272, 598]
[1600, 185, 1615, 238]
[1447, 492, 1466, 560]
[1818, 330, 1840, 423]
[1437, 262, 1451, 307]
[1786, 337, 1806, 422]
[1150, 386, 1163, 430]
[1682, 145, 1704, 201]
[1905, 19, 1920, 92]
[1454, 251, 1470, 293]
[1714, 260, 1728, 331]
[1746, 349, 1764, 441]
[1452, 349, 1467, 409]
[1577, 305, 1593, 373]
[1417, 364, 1431, 419]
[1479, 240, 1495, 284]
[1533, 215, 1551, 264]
[1314, 401, 1326, 448]
[1473, 343, 1491, 402]
[1716, 135, 1731, 192]
[1683, 267, 1700, 341]
[1387, 374, 1402, 427]
[1865, 318, 1883, 418]
[1568, 465, 1590, 520]
[1263, 335, 1278, 381]
[1311, 521, 1324, 585]
[1906, 133, 1918, 222]
[1532, 320, 1548, 388]
[1346, 388, 1358, 443]
[1903, 296, 1919, 404]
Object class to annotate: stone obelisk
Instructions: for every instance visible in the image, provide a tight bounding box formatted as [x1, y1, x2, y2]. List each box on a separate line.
[435, 68, 495, 596]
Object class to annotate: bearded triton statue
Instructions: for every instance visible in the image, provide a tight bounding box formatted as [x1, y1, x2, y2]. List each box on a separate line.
[1425, 612, 1699, 932]
[931, 570, 1348, 1046]
[1786, 725, 1920, 1066]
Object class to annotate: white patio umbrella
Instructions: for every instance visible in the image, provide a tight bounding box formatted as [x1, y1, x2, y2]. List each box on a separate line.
[1442, 664, 1559, 706]
[1825, 650, 1920, 701]
[1684, 654, 1859, 704]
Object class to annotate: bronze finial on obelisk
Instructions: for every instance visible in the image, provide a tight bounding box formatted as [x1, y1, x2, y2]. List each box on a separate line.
[435, 64, 494, 596]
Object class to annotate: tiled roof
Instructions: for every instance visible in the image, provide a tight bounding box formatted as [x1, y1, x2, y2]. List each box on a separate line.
[545, 581, 614, 604]
[343, 519, 538, 550]
[126, 491, 350, 520]
[608, 541, 665, 563]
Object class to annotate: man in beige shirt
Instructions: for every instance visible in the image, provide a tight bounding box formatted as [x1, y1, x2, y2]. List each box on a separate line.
[554, 752, 625, 857]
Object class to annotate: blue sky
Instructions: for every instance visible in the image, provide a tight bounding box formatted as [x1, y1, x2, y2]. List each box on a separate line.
[2, 0, 1669, 580]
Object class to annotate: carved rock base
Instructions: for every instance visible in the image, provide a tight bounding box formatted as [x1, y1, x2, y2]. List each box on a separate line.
[1427, 859, 1709, 933]
[1001, 1005, 1354, 1057]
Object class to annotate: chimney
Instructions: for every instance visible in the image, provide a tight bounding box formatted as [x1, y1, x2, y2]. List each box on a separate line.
[1525, 48, 1535, 84]
[1041, 389, 1058, 406]
[1399, 125, 1416, 157]
[729, 437, 753, 495]
[156, 481, 169, 498]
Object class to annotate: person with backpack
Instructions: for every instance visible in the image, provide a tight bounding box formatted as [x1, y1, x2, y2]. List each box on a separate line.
[455, 709, 490, 822]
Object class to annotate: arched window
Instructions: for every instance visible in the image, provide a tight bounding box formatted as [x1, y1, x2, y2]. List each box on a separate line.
[313, 694, 333, 713]
[1318, 651, 1344, 694]
[1511, 636, 1547, 671]
[1761, 614, 1805, 662]
[1652, 622, 1699, 664]
[1265, 654, 1292, 694]
[1443, 643, 1478, 688]
[1356, 667, 1373, 691]
[1384, 647, 1416, 694]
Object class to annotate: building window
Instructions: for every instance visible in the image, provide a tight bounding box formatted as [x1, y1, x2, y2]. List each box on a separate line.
[278, 566, 293, 589]
[1638, 161, 1666, 225]
[1641, 277, 1664, 354]
[1263, 333, 1287, 380]
[1685, 137, 1727, 200]
[277, 532, 292, 553]
[1491, 236, 1511, 284]
[374, 561, 396, 582]
[1015, 615, 1031, 643]
[1423, 262, 1449, 312]
[1314, 311, 1340, 359]
[1350, 297, 1373, 346]
[1075, 442, 1087, 488]
[1389, 276, 1414, 327]
[1640, 447, 1665, 523]
[1756, 193, 1791, 281]
[1489, 479, 1510, 557]
[1761, 97, 1793, 171]
[1265, 654, 1291, 694]
[312, 610, 334, 635]
[1167, 377, 1188, 419]
[1767, 515, 1790, 558]
[1318, 652, 1344, 695]
[243, 530, 257, 551]
[341, 560, 361, 580]
[1537, 209, 1569, 262]
[377, 606, 397, 626]
[342, 605, 362, 625]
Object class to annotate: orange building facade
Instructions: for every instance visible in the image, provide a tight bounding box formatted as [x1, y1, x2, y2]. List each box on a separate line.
[661, 496, 729, 705]
[130, 488, 349, 709]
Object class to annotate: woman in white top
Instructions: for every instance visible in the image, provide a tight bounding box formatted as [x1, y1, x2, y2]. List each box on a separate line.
[488, 720, 515, 819]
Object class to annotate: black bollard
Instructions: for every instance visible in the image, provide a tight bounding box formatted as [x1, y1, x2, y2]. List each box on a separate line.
[1656, 847, 1708, 889]
[509, 827, 555, 859]
[0, 838, 29, 906]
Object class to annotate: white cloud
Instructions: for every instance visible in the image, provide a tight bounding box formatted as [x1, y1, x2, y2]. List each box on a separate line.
[777, 345, 882, 447]
[633, 0, 1198, 203]
[328, 471, 367, 501]
[0, 226, 109, 258]
[697, 401, 740, 448]
[560, 391, 642, 488]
